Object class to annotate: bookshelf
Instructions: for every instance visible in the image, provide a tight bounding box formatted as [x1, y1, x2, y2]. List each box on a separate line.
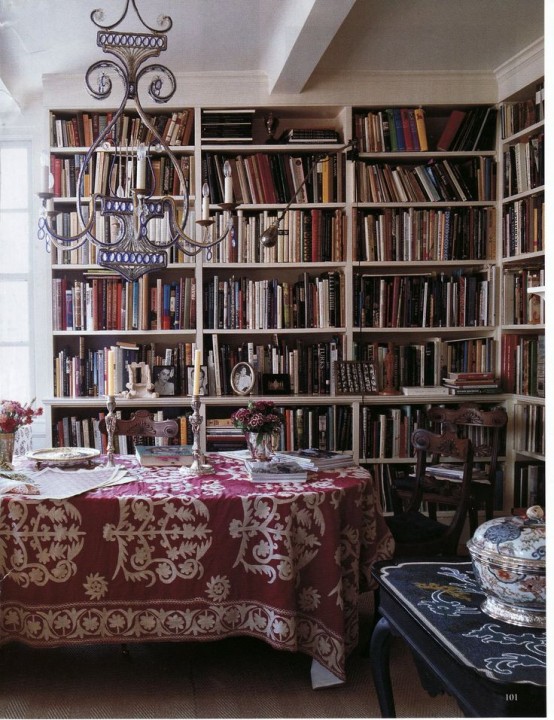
[498, 78, 545, 512]
[42, 97, 542, 516]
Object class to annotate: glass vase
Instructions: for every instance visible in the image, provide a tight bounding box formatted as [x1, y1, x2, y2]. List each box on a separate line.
[245, 431, 276, 462]
[0, 433, 15, 465]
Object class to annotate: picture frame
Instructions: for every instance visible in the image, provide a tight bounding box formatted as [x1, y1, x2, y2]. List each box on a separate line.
[230, 362, 255, 395]
[186, 364, 209, 395]
[334, 361, 378, 395]
[152, 365, 177, 396]
[261, 373, 291, 396]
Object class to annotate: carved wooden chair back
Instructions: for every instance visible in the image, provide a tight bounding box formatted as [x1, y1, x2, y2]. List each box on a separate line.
[387, 428, 474, 557]
[426, 403, 508, 533]
[99, 409, 179, 445]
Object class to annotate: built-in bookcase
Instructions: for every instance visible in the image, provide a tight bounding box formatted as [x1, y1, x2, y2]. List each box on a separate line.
[43, 95, 543, 516]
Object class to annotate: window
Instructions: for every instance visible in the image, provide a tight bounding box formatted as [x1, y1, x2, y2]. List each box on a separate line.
[0, 142, 33, 400]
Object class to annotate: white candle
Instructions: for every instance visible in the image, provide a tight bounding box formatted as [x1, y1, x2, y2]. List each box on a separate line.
[40, 150, 51, 193]
[192, 349, 202, 395]
[46, 199, 54, 213]
[224, 161, 233, 203]
[107, 350, 116, 396]
[202, 183, 210, 220]
[136, 148, 146, 190]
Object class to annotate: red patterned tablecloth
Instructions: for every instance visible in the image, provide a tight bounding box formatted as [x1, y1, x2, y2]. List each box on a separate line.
[1, 455, 394, 681]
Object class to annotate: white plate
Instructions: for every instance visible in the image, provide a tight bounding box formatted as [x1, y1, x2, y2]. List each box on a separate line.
[26, 447, 101, 465]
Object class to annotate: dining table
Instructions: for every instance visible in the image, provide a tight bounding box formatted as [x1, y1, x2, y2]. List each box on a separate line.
[1, 453, 394, 686]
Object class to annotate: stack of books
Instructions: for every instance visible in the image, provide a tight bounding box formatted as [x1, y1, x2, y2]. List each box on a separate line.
[279, 448, 354, 470]
[201, 109, 255, 143]
[442, 371, 501, 395]
[244, 460, 308, 483]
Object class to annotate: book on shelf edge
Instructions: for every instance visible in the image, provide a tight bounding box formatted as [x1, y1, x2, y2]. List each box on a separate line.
[135, 444, 193, 467]
[401, 386, 450, 396]
[244, 460, 308, 482]
[436, 110, 466, 151]
[447, 371, 496, 381]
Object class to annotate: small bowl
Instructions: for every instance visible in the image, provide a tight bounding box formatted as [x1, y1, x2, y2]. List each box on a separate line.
[467, 506, 545, 628]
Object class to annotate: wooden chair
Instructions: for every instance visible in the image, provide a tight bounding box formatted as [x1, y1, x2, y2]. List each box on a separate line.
[98, 409, 179, 449]
[386, 428, 474, 557]
[426, 404, 507, 534]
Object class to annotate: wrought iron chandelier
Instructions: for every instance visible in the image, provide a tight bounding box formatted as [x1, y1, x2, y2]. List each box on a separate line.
[37, 0, 237, 282]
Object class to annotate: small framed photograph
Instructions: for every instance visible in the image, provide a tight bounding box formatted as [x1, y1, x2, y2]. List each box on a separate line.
[186, 365, 209, 395]
[335, 361, 377, 395]
[231, 362, 255, 395]
[152, 365, 176, 396]
[261, 373, 291, 395]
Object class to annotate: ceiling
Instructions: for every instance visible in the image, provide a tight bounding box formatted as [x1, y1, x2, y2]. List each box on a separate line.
[0, 0, 545, 113]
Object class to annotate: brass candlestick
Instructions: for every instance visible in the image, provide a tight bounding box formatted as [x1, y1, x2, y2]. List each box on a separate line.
[105, 394, 118, 467]
[180, 395, 213, 475]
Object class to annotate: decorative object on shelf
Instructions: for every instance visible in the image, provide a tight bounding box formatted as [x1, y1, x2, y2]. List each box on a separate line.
[37, 0, 238, 281]
[467, 505, 545, 628]
[231, 400, 284, 461]
[0, 399, 43, 465]
[264, 112, 278, 143]
[120, 362, 158, 399]
[230, 362, 255, 396]
[378, 344, 402, 396]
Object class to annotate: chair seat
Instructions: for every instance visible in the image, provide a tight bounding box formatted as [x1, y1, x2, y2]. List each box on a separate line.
[386, 510, 446, 544]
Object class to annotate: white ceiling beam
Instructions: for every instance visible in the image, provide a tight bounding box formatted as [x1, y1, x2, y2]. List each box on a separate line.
[264, 0, 356, 95]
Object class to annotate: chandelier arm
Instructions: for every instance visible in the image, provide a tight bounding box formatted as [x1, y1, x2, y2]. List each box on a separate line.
[39, 196, 98, 251]
[91, 0, 172, 33]
[135, 63, 177, 104]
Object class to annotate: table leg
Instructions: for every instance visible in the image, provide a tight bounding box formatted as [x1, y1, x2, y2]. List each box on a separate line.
[369, 615, 396, 718]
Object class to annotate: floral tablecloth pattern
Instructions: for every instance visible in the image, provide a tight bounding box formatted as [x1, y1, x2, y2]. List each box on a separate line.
[1, 455, 394, 681]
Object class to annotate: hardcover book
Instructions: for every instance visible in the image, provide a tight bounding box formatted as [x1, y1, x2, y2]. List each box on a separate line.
[244, 460, 308, 482]
[135, 444, 193, 467]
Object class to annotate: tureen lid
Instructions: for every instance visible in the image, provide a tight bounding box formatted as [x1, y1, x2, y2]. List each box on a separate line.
[468, 506, 545, 565]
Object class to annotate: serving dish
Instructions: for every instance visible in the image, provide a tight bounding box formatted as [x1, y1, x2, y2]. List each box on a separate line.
[467, 505, 545, 628]
[26, 447, 100, 467]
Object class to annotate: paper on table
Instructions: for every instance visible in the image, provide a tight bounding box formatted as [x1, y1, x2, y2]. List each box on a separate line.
[29, 466, 131, 499]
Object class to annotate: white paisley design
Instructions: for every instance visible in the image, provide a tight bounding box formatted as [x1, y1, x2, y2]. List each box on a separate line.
[0, 499, 84, 587]
[103, 496, 212, 585]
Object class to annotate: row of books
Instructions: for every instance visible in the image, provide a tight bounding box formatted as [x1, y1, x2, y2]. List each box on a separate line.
[435, 107, 497, 152]
[52, 274, 197, 332]
[278, 405, 352, 452]
[204, 208, 346, 264]
[502, 195, 544, 257]
[53, 341, 198, 398]
[353, 107, 428, 153]
[206, 336, 343, 397]
[204, 152, 344, 205]
[503, 135, 544, 197]
[500, 83, 545, 139]
[502, 268, 545, 326]
[355, 339, 443, 389]
[353, 270, 494, 329]
[50, 210, 197, 266]
[360, 405, 428, 459]
[200, 109, 254, 143]
[202, 271, 344, 331]
[50, 109, 194, 148]
[512, 462, 545, 509]
[50, 152, 193, 199]
[501, 333, 544, 398]
[355, 157, 496, 204]
[515, 404, 545, 457]
[354, 206, 496, 263]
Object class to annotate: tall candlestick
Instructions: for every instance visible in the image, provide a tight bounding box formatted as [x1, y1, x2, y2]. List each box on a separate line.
[192, 349, 202, 396]
[107, 349, 116, 396]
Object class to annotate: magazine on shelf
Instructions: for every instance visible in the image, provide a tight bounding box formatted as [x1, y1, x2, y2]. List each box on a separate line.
[244, 460, 308, 483]
[135, 445, 194, 467]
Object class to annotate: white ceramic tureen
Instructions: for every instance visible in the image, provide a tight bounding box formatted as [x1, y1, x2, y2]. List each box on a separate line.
[467, 505, 545, 628]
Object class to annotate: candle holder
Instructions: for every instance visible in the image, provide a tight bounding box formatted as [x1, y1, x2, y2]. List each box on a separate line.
[105, 394, 118, 467]
[180, 395, 213, 475]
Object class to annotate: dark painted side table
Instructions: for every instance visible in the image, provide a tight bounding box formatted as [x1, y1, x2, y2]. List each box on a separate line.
[370, 560, 546, 718]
